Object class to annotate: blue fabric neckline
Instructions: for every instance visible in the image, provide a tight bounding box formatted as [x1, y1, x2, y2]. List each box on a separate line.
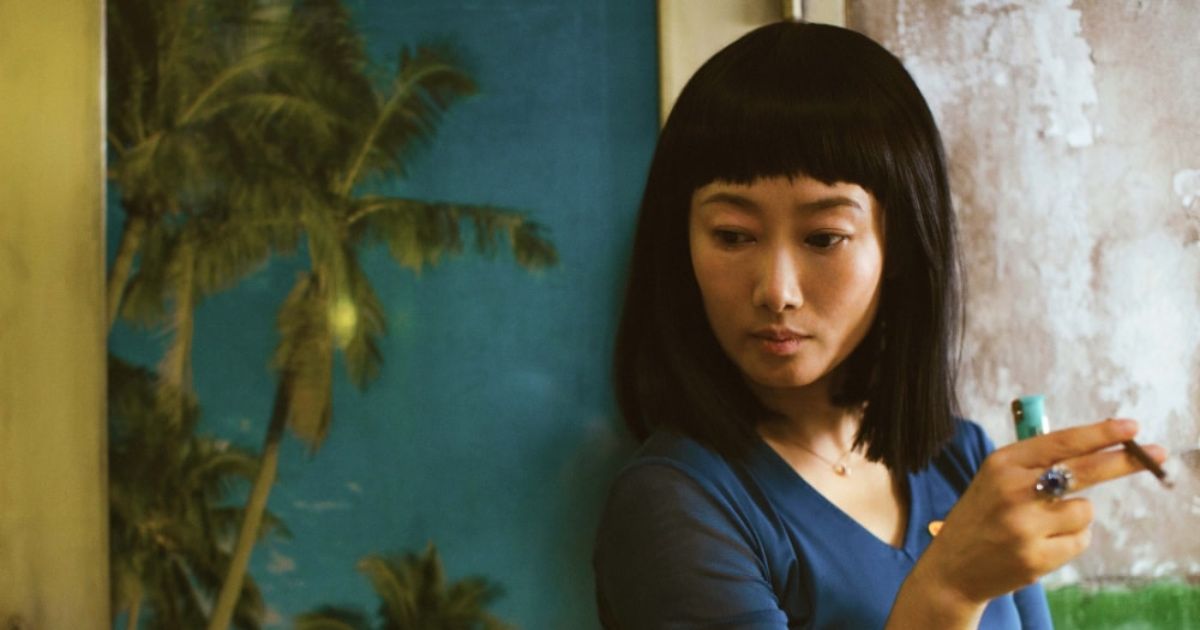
[748, 435, 930, 560]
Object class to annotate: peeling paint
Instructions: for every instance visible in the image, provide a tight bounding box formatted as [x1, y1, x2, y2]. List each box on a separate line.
[1174, 169, 1200, 207]
[893, 0, 1097, 148]
[851, 1, 1200, 585]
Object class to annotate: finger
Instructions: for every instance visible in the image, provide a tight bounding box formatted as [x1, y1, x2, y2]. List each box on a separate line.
[1006, 525, 1093, 584]
[1036, 526, 1094, 572]
[1040, 498, 1094, 537]
[1008, 418, 1139, 469]
[1060, 443, 1168, 493]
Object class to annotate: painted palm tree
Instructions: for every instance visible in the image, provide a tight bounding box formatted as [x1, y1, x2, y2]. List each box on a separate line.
[110, 0, 341, 430]
[106, 0, 328, 330]
[294, 544, 514, 630]
[206, 2, 558, 628]
[109, 355, 288, 629]
[119, 194, 311, 430]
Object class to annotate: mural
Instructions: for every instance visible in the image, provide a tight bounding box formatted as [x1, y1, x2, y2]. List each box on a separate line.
[106, 0, 657, 627]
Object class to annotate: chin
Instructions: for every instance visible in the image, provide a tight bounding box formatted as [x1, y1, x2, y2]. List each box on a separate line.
[744, 365, 824, 391]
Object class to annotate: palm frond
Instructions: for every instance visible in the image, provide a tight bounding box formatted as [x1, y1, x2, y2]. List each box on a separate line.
[352, 197, 559, 273]
[353, 544, 515, 630]
[338, 43, 477, 194]
[287, 0, 369, 78]
[357, 553, 419, 629]
[113, 127, 215, 201]
[207, 506, 292, 543]
[340, 257, 385, 389]
[445, 576, 504, 614]
[119, 188, 305, 327]
[175, 40, 308, 128]
[352, 197, 460, 271]
[294, 606, 371, 630]
[182, 449, 259, 491]
[204, 91, 346, 146]
[273, 274, 334, 449]
[105, 0, 156, 144]
[108, 351, 282, 630]
[459, 205, 557, 270]
[416, 542, 448, 618]
[480, 613, 518, 630]
[190, 205, 299, 296]
[506, 219, 558, 270]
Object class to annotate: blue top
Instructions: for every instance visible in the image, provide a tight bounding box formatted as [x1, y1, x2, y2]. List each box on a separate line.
[593, 420, 1053, 629]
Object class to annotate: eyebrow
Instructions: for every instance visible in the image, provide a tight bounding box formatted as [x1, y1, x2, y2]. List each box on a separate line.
[697, 191, 863, 214]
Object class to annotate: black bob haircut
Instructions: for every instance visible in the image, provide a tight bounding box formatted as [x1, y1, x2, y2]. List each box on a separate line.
[613, 22, 962, 473]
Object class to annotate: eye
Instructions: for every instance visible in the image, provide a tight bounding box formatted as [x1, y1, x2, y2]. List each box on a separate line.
[806, 233, 848, 249]
[714, 229, 754, 247]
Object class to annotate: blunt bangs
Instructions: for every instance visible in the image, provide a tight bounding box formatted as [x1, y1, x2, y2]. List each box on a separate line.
[660, 22, 933, 206]
[615, 21, 961, 473]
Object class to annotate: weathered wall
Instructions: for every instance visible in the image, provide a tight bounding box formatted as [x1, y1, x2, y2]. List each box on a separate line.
[0, 0, 109, 625]
[850, 0, 1200, 583]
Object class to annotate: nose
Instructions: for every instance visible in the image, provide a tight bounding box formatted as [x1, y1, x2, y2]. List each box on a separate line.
[752, 247, 803, 313]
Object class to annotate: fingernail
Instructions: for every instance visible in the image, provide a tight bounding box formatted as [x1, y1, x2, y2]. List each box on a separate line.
[1115, 419, 1138, 434]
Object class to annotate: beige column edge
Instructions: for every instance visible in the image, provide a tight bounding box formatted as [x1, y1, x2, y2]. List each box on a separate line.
[657, 0, 846, 124]
[0, 0, 110, 627]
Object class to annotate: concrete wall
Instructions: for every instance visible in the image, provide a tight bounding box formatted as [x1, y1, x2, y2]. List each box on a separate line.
[849, 0, 1200, 583]
[0, 0, 109, 626]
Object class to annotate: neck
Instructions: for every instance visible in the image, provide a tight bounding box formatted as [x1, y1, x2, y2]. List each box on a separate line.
[751, 372, 861, 453]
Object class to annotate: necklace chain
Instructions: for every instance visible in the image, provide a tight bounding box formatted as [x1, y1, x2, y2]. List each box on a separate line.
[793, 442, 856, 476]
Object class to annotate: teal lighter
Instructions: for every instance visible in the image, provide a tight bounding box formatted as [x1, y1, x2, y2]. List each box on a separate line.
[1011, 394, 1048, 441]
[1011, 393, 1173, 488]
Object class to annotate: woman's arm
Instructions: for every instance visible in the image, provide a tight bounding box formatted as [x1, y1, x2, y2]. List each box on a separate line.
[885, 418, 1165, 629]
[595, 463, 790, 630]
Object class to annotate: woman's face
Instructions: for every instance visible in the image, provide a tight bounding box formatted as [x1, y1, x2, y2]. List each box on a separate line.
[689, 175, 885, 396]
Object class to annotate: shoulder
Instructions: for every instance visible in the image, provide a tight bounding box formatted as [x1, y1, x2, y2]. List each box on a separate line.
[597, 431, 754, 533]
[929, 418, 999, 490]
[946, 417, 997, 462]
[629, 430, 738, 483]
[593, 430, 768, 578]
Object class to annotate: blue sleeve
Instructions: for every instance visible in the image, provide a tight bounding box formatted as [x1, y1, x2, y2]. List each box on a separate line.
[1013, 582, 1054, 629]
[594, 463, 789, 630]
[962, 418, 997, 472]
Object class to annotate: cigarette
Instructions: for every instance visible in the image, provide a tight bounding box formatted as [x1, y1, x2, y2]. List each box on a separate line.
[1122, 440, 1174, 489]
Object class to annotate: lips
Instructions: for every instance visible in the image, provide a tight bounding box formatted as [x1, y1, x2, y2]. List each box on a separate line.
[751, 327, 810, 342]
[751, 327, 812, 356]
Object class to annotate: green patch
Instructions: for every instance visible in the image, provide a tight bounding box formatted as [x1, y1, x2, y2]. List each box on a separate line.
[1048, 581, 1200, 629]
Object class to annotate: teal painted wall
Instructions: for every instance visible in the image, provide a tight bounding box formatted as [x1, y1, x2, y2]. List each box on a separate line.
[107, 0, 657, 626]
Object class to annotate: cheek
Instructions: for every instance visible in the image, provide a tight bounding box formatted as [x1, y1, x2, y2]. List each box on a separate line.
[838, 249, 885, 315]
[691, 249, 745, 338]
[809, 250, 884, 314]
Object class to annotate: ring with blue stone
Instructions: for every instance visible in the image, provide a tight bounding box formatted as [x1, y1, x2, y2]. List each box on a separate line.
[1034, 464, 1075, 500]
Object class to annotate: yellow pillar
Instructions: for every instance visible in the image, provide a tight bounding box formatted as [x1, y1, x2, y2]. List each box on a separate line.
[0, 0, 109, 627]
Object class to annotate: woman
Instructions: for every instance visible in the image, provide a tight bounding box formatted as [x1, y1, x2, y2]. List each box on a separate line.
[594, 21, 1165, 629]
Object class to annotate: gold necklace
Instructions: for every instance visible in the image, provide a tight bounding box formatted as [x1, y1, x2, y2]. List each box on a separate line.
[793, 442, 857, 476]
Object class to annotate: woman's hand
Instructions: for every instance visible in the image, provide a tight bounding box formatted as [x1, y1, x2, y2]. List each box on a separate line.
[888, 418, 1168, 628]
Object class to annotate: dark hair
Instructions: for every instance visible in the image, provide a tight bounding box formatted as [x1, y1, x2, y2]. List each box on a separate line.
[613, 22, 962, 473]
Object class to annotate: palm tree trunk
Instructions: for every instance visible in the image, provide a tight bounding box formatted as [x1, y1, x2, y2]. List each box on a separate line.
[107, 213, 147, 330]
[206, 376, 291, 630]
[158, 239, 195, 430]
